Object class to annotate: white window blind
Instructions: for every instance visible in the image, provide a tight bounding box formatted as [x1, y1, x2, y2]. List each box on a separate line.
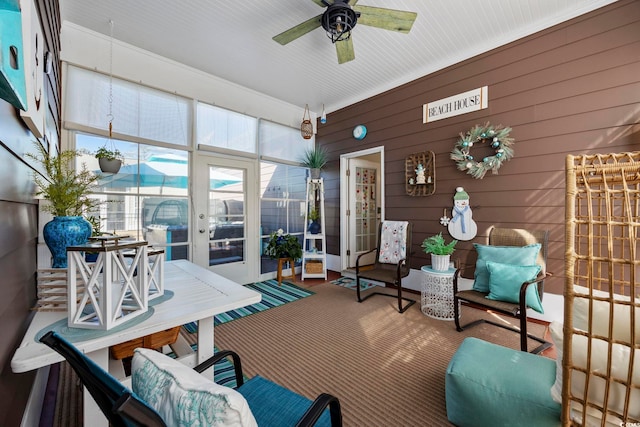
[65, 66, 191, 146]
[196, 102, 257, 154]
[259, 120, 312, 163]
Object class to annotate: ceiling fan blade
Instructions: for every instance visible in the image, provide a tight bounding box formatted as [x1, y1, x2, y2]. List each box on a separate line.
[273, 14, 323, 45]
[310, 0, 326, 6]
[336, 38, 355, 64]
[354, 5, 417, 33]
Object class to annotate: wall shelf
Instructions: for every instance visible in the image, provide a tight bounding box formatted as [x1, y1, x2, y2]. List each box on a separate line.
[405, 151, 435, 196]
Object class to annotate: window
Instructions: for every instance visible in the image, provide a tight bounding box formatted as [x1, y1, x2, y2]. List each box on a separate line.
[259, 161, 307, 274]
[66, 66, 191, 147]
[76, 132, 190, 261]
[259, 120, 312, 162]
[196, 102, 257, 154]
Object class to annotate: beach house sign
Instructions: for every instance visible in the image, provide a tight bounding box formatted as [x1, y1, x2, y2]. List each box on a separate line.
[422, 86, 488, 123]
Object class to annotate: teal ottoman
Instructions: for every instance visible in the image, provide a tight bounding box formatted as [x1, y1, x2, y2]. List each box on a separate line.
[445, 337, 561, 427]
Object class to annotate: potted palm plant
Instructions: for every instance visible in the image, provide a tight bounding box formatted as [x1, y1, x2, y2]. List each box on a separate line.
[28, 142, 101, 268]
[422, 232, 457, 271]
[95, 146, 124, 174]
[299, 145, 327, 179]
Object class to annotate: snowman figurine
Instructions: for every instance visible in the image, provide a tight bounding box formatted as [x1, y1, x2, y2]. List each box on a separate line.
[415, 163, 426, 184]
[448, 187, 478, 241]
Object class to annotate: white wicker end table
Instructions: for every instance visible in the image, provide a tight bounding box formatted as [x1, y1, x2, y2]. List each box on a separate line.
[421, 265, 457, 320]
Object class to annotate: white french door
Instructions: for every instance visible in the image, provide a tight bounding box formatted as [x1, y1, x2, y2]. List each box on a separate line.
[348, 158, 380, 268]
[193, 154, 258, 284]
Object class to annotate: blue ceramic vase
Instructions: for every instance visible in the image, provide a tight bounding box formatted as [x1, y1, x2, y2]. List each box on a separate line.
[308, 220, 321, 234]
[43, 216, 92, 268]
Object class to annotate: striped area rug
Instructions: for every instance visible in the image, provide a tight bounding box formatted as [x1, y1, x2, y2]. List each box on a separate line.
[183, 279, 314, 333]
[330, 276, 378, 291]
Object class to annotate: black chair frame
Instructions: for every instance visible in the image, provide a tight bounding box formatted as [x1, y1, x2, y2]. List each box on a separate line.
[452, 227, 552, 354]
[40, 331, 342, 427]
[355, 221, 416, 313]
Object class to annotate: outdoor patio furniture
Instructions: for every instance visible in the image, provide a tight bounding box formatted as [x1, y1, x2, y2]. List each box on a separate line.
[355, 220, 416, 313]
[40, 331, 343, 427]
[453, 226, 552, 353]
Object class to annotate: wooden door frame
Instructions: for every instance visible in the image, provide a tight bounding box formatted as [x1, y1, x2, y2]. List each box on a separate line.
[339, 146, 385, 272]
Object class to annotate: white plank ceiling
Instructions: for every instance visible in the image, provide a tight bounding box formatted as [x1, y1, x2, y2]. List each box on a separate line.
[59, 0, 619, 114]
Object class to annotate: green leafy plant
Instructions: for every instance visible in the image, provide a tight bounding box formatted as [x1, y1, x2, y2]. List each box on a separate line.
[421, 233, 457, 255]
[299, 145, 328, 169]
[308, 208, 320, 222]
[85, 215, 103, 237]
[27, 142, 101, 216]
[264, 229, 303, 260]
[94, 146, 124, 162]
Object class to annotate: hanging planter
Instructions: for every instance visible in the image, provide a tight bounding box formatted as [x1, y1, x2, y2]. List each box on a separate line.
[96, 20, 123, 175]
[300, 104, 313, 140]
[95, 146, 124, 174]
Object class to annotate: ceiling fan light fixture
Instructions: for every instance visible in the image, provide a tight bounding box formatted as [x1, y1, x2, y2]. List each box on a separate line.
[321, 2, 358, 43]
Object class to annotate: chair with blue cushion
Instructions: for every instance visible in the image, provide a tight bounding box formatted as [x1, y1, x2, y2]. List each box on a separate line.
[452, 226, 551, 354]
[39, 331, 342, 427]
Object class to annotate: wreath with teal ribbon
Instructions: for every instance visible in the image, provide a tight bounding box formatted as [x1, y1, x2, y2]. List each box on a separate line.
[450, 122, 514, 179]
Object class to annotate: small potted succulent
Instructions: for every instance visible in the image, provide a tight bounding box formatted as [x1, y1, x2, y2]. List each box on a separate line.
[95, 146, 124, 174]
[422, 232, 457, 271]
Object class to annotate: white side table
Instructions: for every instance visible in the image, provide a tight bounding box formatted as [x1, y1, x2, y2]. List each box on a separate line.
[421, 266, 457, 320]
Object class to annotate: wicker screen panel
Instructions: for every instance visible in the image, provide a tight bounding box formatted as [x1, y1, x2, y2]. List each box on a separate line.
[565, 152, 640, 426]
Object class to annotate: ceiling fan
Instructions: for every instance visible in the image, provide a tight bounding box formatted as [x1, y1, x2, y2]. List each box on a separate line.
[273, 0, 417, 64]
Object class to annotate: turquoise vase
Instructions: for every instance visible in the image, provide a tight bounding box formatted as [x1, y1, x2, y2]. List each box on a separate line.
[43, 216, 92, 268]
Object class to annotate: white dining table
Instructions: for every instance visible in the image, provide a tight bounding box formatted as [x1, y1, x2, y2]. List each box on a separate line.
[11, 259, 261, 426]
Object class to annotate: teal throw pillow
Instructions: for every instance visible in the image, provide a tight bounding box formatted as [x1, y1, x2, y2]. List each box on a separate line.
[485, 261, 544, 313]
[472, 243, 541, 293]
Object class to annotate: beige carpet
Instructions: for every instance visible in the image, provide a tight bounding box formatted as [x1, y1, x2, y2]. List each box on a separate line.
[51, 281, 547, 426]
[211, 282, 547, 427]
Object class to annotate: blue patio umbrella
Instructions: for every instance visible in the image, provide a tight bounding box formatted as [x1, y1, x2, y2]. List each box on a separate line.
[98, 154, 241, 189]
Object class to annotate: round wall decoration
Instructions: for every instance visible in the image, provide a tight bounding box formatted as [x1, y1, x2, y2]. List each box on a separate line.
[450, 122, 514, 179]
[353, 124, 367, 140]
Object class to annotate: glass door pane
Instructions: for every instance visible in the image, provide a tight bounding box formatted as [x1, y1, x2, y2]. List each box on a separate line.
[208, 167, 245, 266]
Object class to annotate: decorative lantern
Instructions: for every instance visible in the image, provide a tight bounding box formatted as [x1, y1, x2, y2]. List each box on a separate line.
[301, 104, 313, 139]
[66, 236, 149, 330]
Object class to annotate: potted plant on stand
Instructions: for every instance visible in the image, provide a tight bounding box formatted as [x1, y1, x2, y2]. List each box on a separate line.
[265, 229, 303, 261]
[299, 145, 327, 179]
[265, 229, 303, 283]
[422, 232, 457, 271]
[28, 142, 101, 268]
[307, 208, 321, 234]
[95, 146, 124, 174]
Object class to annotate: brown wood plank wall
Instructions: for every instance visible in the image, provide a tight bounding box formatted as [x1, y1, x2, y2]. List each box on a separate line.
[316, 0, 640, 295]
[0, 1, 60, 425]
